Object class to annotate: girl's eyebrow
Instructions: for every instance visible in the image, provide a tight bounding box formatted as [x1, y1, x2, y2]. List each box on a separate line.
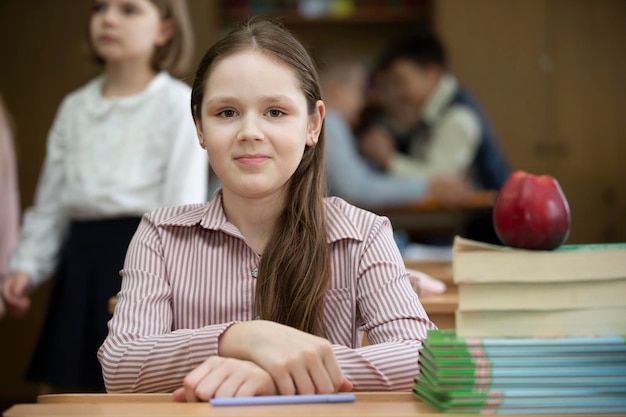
[206, 95, 296, 106]
[258, 95, 296, 105]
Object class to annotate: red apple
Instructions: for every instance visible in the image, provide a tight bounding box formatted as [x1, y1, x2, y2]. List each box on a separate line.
[493, 170, 571, 250]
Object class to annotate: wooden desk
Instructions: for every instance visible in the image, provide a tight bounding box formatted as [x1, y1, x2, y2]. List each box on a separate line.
[5, 392, 428, 417]
[372, 190, 495, 232]
[3, 392, 601, 417]
[407, 261, 457, 330]
[378, 190, 496, 214]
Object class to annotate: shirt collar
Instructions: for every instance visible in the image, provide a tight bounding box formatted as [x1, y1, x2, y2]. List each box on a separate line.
[157, 190, 363, 244]
[421, 73, 458, 124]
[85, 71, 170, 116]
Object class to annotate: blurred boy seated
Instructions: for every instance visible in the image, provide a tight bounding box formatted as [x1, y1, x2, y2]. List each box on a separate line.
[317, 48, 468, 209]
[358, 31, 509, 244]
[359, 30, 509, 192]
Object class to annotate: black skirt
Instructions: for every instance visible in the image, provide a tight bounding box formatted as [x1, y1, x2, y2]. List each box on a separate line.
[26, 217, 141, 388]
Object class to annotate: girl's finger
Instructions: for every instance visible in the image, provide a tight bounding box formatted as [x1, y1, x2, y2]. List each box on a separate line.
[172, 387, 186, 402]
[182, 358, 219, 402]
[213, 367, 246, 398]
[321, 351, 345, 392]
[193, 359, 236, 401]
[304, 355, 335, 394]
[290, 361, 316, 395]
[234, 373, 276, 397]
[268, 363, 297, 395]
[339, 378, 353, 392]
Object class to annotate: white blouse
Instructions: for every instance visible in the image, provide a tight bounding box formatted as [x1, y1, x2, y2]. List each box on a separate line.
[10, 72, 208, 287]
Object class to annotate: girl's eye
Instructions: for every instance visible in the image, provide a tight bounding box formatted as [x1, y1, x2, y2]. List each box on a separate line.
[122, 4, 139, 15]
[218, 109, 238, 118]
[266, 109, 285, 118]
[92, 1, 107, 13]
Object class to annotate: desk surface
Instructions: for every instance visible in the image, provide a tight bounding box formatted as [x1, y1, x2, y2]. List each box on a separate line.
[5, 393, 426, 417]
[375, 190, 496, 214]
[3, 392, 599, 417]
[373, 190, 495, 232]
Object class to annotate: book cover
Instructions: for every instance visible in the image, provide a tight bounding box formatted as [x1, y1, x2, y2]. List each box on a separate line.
[452, 236, 626, 283]
[414, 330, 626, 414]
[424, 329, 626, 350]
[421, 348, 626, 367]
[457, 278, 626, 311]
[455, 307, 626, 338]
[413, 384, 626, 414]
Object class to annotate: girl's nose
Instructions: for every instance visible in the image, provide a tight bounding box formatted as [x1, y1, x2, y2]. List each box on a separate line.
[236, 114, 265, 142]
[102, 7, 120, 25]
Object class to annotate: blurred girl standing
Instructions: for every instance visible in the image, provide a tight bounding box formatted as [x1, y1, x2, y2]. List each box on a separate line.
[0, 94, 20, 318]
[1, 0, 207, 392]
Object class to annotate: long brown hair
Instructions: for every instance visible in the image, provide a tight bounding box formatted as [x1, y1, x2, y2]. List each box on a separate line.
[87, 0, 194, 78]
[191, 19, 330, 336]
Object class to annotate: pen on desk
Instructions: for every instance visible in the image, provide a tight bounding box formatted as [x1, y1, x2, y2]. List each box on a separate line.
[209, 393, 356, 406]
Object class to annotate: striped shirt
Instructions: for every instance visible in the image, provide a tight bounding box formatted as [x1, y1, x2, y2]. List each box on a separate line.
[98, 191, 436, 393]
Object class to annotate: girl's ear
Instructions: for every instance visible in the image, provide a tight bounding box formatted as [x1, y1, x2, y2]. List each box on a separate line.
[193, 106, 206, 149]
[156, 18, 174, 47]
[306, 100, 325, 147]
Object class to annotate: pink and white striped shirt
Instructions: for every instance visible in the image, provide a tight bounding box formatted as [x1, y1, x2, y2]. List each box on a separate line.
[98, 191, 435, 393]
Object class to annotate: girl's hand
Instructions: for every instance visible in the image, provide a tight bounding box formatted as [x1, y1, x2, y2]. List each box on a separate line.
[358, 125, 396, 171]
[173, 357, 278, 402]
[428, 175, 472, 208]
[1, 272, 32, 317]
[218, 320, 353, 395]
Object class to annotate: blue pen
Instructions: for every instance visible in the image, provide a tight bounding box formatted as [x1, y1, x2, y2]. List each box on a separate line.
[210, 393, 356, 406]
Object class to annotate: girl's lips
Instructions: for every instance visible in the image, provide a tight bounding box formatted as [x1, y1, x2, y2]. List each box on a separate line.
[235, 155, 270, 166]
[98, 34, 118, 43]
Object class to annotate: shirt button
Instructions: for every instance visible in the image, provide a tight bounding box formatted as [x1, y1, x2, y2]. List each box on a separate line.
[251, 267, 258, 279]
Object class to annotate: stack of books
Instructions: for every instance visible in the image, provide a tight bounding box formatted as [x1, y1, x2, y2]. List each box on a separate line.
[452, 236, 626, 338]
[413, 237, 626, 413]
[413, 329, 626, 414]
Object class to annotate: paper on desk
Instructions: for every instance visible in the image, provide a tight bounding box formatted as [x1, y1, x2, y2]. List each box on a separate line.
[406, 269, 447, 296]
[402, 243, 453, 263]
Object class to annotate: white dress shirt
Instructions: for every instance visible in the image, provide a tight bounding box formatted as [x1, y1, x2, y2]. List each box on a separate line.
[10, 71, 208, 287]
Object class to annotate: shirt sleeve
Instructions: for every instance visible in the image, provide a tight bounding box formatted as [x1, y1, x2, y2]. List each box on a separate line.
[332, 217, 436, 390]
[390, 105, 481, 180]
[98, 213, 237, 393]
[8, 100, 71, 287]
[161, 97, 208, 206]
[0, 99, 20, 278]
[325, 112, 428, 208]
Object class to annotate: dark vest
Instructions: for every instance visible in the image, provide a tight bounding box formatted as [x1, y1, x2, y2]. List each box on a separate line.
[450, 87, 510, 190]
[392, 86, 510, 190]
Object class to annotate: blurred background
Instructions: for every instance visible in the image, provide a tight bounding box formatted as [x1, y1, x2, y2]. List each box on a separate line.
[0, 0, 624, 407]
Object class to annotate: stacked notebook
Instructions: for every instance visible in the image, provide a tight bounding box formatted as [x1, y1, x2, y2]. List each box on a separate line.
[452, 237, 626, 338]
[413, 237, 626, 413]
[413, 329, 626, 414]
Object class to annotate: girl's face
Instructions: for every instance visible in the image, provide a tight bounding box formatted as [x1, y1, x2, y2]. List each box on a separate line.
[90, 0, 171, 66]
[196, 50, 324, 200]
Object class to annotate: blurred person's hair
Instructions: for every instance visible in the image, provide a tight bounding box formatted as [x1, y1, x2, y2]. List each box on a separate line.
[314, 48, 362, 86]
[86, 0, 194, 78]
[377, 29, 447, 72]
